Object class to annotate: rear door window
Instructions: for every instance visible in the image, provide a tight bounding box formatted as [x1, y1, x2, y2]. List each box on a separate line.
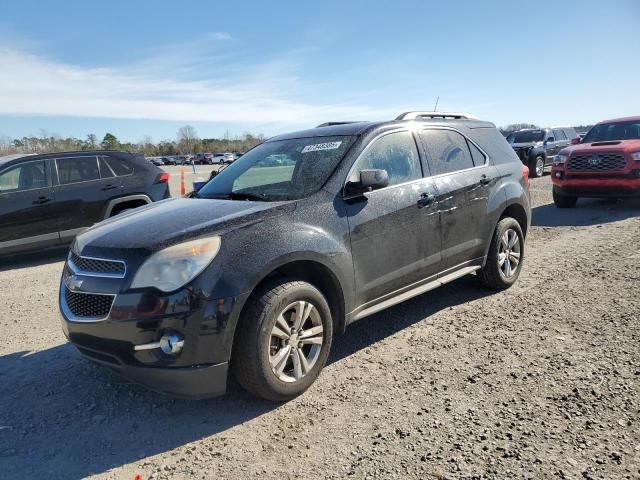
[466, 140, 486, 166]
[103, 156, 133, 176]
[421, 129, 474, 175]
[553, 129, 567, 141]
[56, 156, 100, 184]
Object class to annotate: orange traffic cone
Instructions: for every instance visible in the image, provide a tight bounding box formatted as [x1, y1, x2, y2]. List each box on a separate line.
[180, 166, 186, 195]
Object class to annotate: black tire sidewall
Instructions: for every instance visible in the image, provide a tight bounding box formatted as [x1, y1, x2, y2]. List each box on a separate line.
[239, 281, 333, 400]
[486, 218, 525, 288]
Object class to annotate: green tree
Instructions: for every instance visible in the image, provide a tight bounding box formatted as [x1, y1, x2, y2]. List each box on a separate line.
[85, 134, 98, 150]
[101, 133, 120, 150]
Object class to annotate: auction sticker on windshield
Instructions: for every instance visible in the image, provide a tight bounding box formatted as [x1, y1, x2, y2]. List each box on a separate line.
[301, 141, 342, 153]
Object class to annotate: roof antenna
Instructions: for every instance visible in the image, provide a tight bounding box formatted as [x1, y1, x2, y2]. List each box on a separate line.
[433, 96, 439, 111]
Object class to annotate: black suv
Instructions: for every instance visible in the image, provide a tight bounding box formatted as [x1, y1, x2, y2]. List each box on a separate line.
[59, 112, 531, 401]
[0, 151, 170, 256]
[506, 127, 579, 177]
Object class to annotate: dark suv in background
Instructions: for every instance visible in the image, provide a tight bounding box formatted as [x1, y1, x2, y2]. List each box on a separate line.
[59, 112, 530, 401]
[0, 151, 170, 256]
[506, 126, 579, 177]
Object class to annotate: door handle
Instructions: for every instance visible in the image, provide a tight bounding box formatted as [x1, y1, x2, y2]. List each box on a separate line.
[101, 184, 118, 191]
[417, 192, 435, 208]
[479, 175, 492, 186]
[32, 196, 53, 204]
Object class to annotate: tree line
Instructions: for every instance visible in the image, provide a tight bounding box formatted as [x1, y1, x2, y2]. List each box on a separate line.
[2, 122, 594, 157]
[0, 125, 266, 157]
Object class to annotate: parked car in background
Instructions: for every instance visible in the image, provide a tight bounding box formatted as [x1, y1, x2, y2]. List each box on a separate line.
[233, 151, 244, 159]
[506, 127, 579, 178]
[59, 111, 531, 401]
[148, 157, 165, 166]
[551, 116, 640, 207]
[194, 153, 212, 165]
[211, 153, 226, 164]
[160, 156, 176, 166]
[0, 151, 170, 256]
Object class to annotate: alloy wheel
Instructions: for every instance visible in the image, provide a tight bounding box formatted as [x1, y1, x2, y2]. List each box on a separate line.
[268, 300, 324, 383]
[536, 157, 544, 177]
[498, 228, 521, 278]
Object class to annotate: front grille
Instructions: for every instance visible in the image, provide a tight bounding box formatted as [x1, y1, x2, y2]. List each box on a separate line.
[64, 287, 115, 318]
[567, 153, 627, 172]
[70, 252, 125, 276]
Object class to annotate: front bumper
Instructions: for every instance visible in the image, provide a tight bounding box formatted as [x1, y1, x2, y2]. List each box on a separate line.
[60, 264, 248, 398]
[551, 172, 640, 197]
[75, 341, 228, 399]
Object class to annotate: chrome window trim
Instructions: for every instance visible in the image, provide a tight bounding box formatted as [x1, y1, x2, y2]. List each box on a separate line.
[0, 159, 50, 195]
[67, 252, 127, 279]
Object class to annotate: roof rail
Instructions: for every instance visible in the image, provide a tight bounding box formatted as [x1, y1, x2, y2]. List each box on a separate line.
[396, 111, 479, 121]
[315, 121, 364, 128]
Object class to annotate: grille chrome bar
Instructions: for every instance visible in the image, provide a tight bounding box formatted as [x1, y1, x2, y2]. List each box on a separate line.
[567, 153, 627, 172]
[68, 252, 126, 278]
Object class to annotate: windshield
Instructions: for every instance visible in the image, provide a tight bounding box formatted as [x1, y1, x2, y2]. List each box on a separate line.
[196, 135, 356, 201]
[582, 121, 640, 143]
[506, 130, 545, 144]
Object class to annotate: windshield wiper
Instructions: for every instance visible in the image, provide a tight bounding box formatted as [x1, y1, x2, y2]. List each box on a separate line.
[226, 191, 270, 202]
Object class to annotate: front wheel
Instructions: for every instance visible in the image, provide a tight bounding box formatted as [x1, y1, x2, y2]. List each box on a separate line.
[232, 279, 333, 401]
[529, 155, 545, 178]
[553, 188, 578, 208]
[479, 217, 525, 289]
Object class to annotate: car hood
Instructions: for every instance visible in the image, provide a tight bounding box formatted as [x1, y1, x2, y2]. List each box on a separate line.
[559, 139, 640, 156]
[75, 197, 295, 253]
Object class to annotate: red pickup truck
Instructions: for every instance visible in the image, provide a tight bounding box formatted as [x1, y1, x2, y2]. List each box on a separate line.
[551, 116, 640, 208]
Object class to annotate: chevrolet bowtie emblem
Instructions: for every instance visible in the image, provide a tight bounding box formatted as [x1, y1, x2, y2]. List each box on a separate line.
[64, 273, 84, 291]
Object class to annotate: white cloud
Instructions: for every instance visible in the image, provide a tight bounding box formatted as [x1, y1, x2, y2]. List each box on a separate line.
[0, 45, 378, 128]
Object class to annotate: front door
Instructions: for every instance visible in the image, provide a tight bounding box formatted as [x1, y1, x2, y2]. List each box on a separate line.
[0, 159, 59, 254]
[345, 130, 441, 307]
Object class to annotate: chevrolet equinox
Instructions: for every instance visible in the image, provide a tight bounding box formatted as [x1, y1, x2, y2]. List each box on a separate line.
[59, 112, 531, 401]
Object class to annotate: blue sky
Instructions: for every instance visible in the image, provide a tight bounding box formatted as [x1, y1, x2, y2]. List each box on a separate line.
[0, 0, 639, 143]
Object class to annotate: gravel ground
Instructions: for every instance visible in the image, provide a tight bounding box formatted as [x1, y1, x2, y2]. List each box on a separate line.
[0, 175, 638, 479]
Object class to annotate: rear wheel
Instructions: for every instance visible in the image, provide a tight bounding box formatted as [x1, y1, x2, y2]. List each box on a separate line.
[479, 217, 524, 289]
[529, 155, 545, 178]
[232, 279, 333, 401]
[553, 188, 578, 208]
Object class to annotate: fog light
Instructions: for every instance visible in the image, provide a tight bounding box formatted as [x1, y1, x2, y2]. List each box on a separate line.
[134, 332, 184, 354]
[160, 333, 184, 355]
[555, 172, 563, 179]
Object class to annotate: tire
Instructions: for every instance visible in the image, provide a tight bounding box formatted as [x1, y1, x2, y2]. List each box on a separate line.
[479, 217, 525, 290]
[529, 155, 545, 178]
[231, 279, 333, 401]
[553, 188, 578, 208]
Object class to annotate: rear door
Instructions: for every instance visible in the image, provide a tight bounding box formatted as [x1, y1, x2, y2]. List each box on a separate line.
[53, 155, 122, 241]
[418, 128, 497, 272]
[100, 154, 143, 194]
[345, 130, 441, 306]
[0, 159, 59, 254]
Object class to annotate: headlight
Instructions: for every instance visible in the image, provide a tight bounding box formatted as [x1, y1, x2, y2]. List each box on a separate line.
[554, 154, 568, 165]
[631, 152, 640, 161]
[131, 237, 221, 292]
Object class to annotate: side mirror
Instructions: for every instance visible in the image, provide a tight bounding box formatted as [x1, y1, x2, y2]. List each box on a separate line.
[571, 137, 580, 145]
[545, 137, 555, 143]
[345, 168, 389, 197]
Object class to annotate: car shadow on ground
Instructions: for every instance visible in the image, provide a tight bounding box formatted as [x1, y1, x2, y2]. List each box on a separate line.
[0, 248, 68, 273]
[0, 275, 495, 479]
[532, 197, 640, 228]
